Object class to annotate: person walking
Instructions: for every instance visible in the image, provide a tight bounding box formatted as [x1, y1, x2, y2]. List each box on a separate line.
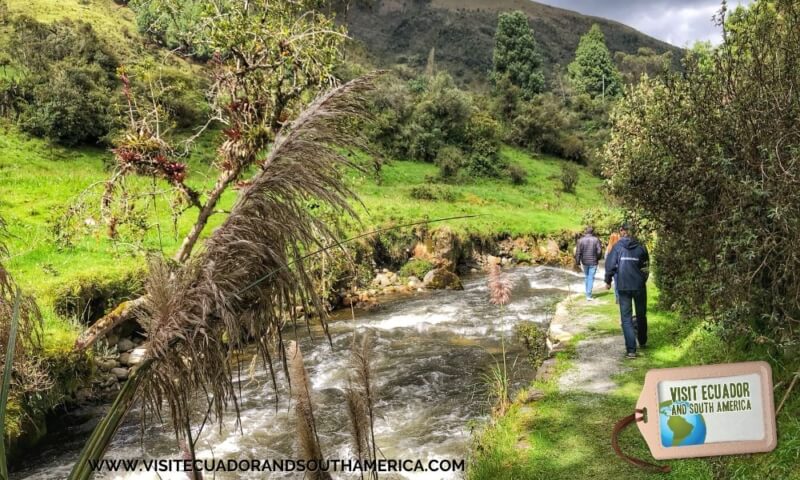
[604, 223, 649, 359]
[575, 226, 602, 301]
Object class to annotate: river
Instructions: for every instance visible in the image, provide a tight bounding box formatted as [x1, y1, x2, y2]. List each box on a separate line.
[13, 266, 588, 480]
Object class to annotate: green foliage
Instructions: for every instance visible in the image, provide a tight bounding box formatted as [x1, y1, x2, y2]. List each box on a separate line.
[398, 259, 434, 279]
[604, 0, 800, 350]
[52, 269, 145, 325]
[568, 25, 622, 99]
[408, 73, 473, 162]
[6, 16, 119, 145]
[370, 71, 504, 177]
[510, 248, 532, 263]
[614, 47, 673, 85]
[514, 321, 547, 369]
[409, 185, 459, 202]
[507, 164, 527, 185]
[435, 145, 465, 180]
[18, 63, 116, 146]
[492, 11, 545, 99]
[129, 0, 210, 58]
[509, 93, 585, 162]
[7, 16, 118, 75]
[559, 163, 578, 193]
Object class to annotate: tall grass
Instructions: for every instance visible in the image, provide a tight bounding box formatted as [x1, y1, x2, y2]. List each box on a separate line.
[0, 289, 21, 480]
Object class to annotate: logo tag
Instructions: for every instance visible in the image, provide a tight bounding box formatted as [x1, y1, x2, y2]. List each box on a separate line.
[636, 361, 777, 459]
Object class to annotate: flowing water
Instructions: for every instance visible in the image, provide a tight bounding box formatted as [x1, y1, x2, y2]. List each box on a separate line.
[13, 266, 588, 480]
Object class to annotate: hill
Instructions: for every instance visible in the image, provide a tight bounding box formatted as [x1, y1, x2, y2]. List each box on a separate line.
[341, 0, 683, 85]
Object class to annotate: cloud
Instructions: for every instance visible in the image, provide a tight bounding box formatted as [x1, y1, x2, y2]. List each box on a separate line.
[536, 0, 753, 46]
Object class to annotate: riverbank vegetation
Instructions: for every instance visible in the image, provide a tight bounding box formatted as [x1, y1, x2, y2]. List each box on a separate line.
[472, 1, 800, 478]
[470, 286, 800, 479]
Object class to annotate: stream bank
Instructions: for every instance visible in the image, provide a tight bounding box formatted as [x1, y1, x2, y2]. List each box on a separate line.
[13, 266, 587, 480]
[8, 227, 582, 466]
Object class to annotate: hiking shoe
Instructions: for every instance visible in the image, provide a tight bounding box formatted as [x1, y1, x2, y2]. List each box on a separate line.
[625, 352, 638, 359]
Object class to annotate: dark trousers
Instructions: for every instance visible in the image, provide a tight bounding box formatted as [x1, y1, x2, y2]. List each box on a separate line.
[618, 289, 647, 353]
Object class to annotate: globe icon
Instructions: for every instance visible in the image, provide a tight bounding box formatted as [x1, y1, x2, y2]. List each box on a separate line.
[659, 401, 707, 447]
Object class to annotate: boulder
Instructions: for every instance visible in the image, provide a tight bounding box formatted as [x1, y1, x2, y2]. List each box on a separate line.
[128, 347, 147, 366]
[117, 338, 135, 352]
[118, 353, 131, 365]
[407, 276, 422, 288]
[432, 227, 460, 271]
[486, 255, 501, 266]
[94, 358, 118, 371]
[111, 367, 129, 381]
[423, 268, 464, 290]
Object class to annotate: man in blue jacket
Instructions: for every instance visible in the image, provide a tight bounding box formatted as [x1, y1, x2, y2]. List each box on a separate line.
[604, 223, 649, 359]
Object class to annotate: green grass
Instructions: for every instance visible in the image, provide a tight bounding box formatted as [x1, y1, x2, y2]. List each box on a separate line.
[6, 0, 141, 55]
[0, 125, 235, 350]
[1, 125, 609, 351]
[469, 287, 800, 480]
[352, 147, 607, 236]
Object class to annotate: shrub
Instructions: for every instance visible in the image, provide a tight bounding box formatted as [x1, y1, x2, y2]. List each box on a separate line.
[508, 164, 528, 185]
[398, 259, 435, 279]
[604, 1, 800, 349]
[559, 163, 579, 193]
[18, 62, 115, 145]
[515, 321, 548, 369]
[53, 269, 145, 324]
[558, 134, 585, 162]
[511, 248, 532, 263]
[409, 185, 459, 202]
[435, 145, 464, 179]
[8, 17, 119, 144]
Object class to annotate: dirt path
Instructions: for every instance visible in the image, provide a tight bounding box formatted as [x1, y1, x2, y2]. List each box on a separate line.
[550, 294, 629, 394]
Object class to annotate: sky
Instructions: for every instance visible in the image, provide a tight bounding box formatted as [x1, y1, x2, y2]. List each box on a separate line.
[536, 0, 753, 47]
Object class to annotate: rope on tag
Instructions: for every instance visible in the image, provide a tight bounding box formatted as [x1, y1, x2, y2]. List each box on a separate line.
[611, 408, 671, 473]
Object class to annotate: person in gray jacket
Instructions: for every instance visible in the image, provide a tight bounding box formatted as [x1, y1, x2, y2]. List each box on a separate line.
[575, 226, 602, 300]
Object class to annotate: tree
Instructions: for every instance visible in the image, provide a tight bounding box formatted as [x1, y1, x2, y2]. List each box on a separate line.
[568, 24, 622, 99]
[614, 47, 673, 85]
[604, 0, 800, 350]
[492, 11, 545, 99]
[73, 0, 347, 349]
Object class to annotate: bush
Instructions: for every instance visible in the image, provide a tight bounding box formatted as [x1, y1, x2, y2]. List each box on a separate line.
[508, 164, 527, 185]
[435, 145, 464, 179]
[53, 269, 145, 325]
[409, 185, 459, 202]
[560, 163, 579, 193]
[515, 321, 548, 369]
[604, 1, 800, 349]
[370, 72, 504, 177]
[398, 259, 435, 279]
[8, 17, 119, 145]
[558, 134, 585, 162]
[18, 62, 115, 145]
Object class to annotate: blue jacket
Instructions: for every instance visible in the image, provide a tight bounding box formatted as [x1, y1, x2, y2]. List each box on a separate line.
[604, 237, 649, 291]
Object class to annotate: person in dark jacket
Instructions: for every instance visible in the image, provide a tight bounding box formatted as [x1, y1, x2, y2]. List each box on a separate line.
[604, 223, 649, 358]
[575, 226, 602, 300]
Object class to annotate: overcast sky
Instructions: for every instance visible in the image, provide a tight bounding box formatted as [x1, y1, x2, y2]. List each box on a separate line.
[536, 0, 753, 46]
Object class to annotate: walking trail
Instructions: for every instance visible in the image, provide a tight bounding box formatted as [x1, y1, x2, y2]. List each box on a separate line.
[548, 291, 628, 393]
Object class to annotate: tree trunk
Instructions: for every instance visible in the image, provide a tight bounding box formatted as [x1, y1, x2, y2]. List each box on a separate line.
[73, 296, 147, 351]
[174, 163, 246, 263]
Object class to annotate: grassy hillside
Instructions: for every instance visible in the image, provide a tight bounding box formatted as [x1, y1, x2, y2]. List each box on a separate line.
[341, 0, 683, 85]
[1, 122, 608, 347]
